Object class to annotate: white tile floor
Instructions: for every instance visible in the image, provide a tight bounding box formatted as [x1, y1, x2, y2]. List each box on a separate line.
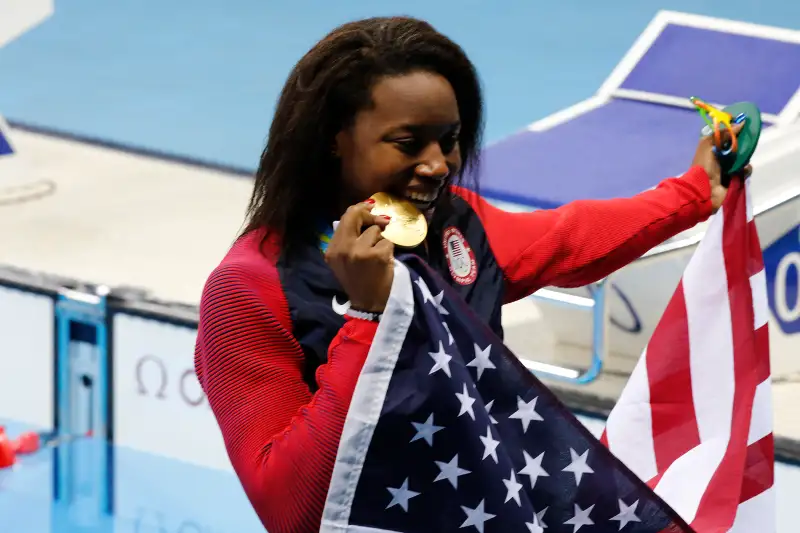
[1, 129, 253, 305]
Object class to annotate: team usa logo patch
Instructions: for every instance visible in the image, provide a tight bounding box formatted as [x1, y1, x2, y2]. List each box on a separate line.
[443, 226, 477, 285]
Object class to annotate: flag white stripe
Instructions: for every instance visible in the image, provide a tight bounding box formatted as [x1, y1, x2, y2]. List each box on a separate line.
[321, 260, 416, 533]
[653, 437, 729, 523]
[727, 486, 776, 533]
[683, 207, 736, 445]
[748, 264, 773, 446]
[602, 348, 659, 482]
[750, 270, 768, 329]
[745, 179, 754, 223]
[748, 378, 774, 446]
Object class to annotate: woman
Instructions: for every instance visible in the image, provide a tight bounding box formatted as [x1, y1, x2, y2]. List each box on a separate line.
[194, 16, 747, 533]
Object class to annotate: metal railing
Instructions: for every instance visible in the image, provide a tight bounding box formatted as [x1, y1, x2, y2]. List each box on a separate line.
[523, 281, 609, 384]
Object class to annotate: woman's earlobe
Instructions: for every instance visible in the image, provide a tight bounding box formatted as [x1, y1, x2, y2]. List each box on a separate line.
[333, 130, 351, 157]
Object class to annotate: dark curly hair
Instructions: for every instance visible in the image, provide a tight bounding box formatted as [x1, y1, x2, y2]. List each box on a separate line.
[241, 16, 485, 251]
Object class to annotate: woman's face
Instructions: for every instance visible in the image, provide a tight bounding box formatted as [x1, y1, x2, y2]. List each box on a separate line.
[334, 70, 462, 214]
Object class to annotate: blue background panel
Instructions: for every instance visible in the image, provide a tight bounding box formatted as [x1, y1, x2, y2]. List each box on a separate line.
[620, 24, 800, 116]
[477, 99, 715, 208]
[764, 225, 800, 335]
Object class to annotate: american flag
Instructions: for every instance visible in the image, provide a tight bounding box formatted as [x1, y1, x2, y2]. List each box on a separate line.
[602, 177, 775, 532]
[320, 259, 692, 532]
[449, 239, 464, 259]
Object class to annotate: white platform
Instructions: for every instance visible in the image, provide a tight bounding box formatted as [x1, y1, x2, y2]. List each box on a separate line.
[1, 128, 253, 305]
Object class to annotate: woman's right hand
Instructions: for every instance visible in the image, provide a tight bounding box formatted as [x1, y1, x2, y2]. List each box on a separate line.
[325, 201, 395, 313]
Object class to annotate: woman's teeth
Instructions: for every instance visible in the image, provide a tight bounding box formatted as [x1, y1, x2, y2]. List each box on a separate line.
[406, 191, 438, 203]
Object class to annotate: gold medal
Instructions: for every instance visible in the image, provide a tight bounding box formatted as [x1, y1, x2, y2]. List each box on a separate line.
[369, 192, 428, 248]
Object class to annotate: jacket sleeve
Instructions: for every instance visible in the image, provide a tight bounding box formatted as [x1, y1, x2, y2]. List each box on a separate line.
[453, 165, 714, 303]
[194, 264, 378, 533]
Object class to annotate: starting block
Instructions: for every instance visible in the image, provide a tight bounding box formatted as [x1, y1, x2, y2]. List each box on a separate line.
[479, 11, 800, 386]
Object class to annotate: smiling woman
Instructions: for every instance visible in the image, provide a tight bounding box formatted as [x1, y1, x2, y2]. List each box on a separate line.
[193, 15, 740, 533]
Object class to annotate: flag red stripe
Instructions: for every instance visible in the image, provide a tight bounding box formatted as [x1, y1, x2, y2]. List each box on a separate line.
[691, 180, 761, 531]
[741, 433, 775, 503]
[645, 284, 701, 473]
[748, 222, 765, 274]
[647, 471, 666, 490]
[754, 325, 771, 385]
[742, 216, 773, 507]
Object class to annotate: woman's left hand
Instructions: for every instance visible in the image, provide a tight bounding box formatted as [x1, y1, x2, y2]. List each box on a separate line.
[690, 122, 753, 212]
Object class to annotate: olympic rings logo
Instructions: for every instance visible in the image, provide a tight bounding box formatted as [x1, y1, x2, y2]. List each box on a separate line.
[134, 355, 208, 408]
